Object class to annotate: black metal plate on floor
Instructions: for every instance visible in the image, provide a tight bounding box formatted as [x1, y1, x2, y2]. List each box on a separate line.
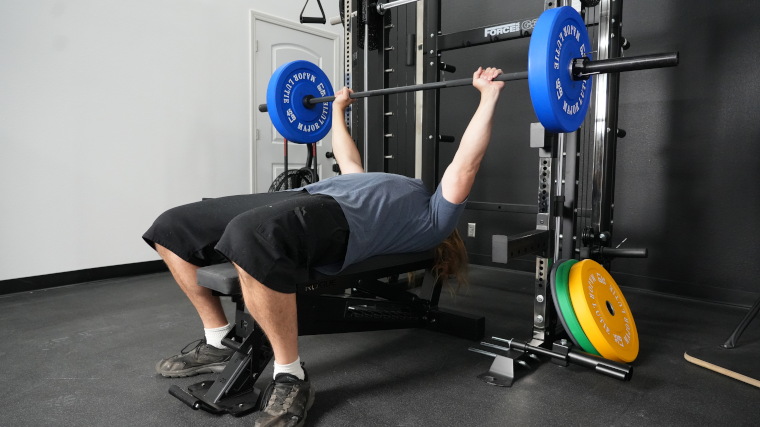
[475, 350, 538, 387]
[684, 341, 760, 388]
[186, 380, 261, 417]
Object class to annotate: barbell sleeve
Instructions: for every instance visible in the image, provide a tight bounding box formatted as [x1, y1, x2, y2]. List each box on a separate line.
[376, 0, 422, 15]
[257, 52, 678, 113]
[573, 52, 679, 79]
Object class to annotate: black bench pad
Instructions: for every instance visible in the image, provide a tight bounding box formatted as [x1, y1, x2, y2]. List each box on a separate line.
[197, 251, 434, 295]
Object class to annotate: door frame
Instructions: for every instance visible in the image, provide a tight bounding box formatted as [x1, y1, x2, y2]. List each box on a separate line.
[250, 11, 340, 193]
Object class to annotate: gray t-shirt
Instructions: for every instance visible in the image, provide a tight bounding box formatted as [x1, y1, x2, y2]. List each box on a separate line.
[302, 173, 466, 273]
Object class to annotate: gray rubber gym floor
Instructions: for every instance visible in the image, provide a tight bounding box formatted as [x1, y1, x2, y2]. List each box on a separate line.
[1, 265, 757, 426]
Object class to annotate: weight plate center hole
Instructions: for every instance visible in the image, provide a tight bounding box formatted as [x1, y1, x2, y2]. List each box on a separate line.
[606, 300, 615, 316]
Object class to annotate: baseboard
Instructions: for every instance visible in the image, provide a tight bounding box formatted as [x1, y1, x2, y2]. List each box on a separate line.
[0, 261, 168, 296]
[612, 272, 759, 308]
[470, 252, 759, 308]
[468, 253, 536, 273]
[5, 258, 756, 308]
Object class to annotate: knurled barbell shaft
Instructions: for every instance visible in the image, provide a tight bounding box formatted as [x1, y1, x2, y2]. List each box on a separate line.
[309, 70, 528, 104]
[258, 52, 678, 113]
[258, 71, 526, 113]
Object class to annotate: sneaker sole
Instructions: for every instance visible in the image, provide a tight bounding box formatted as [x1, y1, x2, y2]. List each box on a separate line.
[155, 361, 228, 378]
[295, 387, 316, 427]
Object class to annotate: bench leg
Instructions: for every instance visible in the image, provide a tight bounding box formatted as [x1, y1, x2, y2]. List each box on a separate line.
[418, 268, 485, 340]
[426, 307, 485, 341]
[170, 298, 273, 416]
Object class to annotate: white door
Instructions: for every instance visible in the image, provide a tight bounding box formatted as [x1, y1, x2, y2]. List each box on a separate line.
[252, 13, 339, 193]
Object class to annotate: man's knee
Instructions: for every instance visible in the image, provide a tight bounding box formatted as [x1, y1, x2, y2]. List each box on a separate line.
[151, 204, 197, 235]
[217, 211, 306, 294]
[154, 243, 177, 260]
[220, 209, 298, 258]
[144, 202, 228, 266]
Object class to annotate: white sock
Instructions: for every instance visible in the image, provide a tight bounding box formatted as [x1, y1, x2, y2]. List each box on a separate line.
[273, 356, 305, 380]
[204, 323, 233, 349]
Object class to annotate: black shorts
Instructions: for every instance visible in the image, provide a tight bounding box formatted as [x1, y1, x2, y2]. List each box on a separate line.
[142, 191, 349, 293]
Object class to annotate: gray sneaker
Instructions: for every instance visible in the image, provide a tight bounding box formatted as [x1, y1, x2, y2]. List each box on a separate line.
[155, 339, 234, 378]
[254, 372, 315, 427]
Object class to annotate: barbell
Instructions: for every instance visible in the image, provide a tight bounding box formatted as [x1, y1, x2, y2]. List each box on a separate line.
[259, 7, 679, 143]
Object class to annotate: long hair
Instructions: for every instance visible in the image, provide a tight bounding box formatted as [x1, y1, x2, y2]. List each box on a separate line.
[432, 228, 469, 293]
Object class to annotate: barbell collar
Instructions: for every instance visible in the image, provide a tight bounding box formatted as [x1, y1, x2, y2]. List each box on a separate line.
[257, 52, 678, 113]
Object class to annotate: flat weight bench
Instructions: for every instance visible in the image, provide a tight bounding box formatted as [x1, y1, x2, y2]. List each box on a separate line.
[169, 251, 485, 416]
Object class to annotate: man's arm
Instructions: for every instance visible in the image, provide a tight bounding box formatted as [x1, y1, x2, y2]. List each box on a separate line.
[439, 67, 504, 204]
[331, 88, 365, 174]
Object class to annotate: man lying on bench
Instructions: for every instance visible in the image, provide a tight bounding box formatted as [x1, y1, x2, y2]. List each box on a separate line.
[142, 66, 505, 426]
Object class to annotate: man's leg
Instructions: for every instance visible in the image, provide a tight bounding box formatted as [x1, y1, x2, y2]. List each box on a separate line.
[143, 193, 307, 378]
[153, 244, 234, 377]
[235, 264, 298, 365]
[213, 193, 348, 425]
[156, 244, 228, 329]
[235, 265, 313, 427]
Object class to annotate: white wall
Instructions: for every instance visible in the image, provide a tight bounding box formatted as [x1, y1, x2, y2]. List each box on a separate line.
[0, 0, 343, 281]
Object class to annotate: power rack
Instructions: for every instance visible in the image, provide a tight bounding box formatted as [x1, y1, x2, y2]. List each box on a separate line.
[349, 0, 651, 385]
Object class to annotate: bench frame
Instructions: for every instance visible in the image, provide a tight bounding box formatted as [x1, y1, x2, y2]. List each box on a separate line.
[168, 252, 485, 416]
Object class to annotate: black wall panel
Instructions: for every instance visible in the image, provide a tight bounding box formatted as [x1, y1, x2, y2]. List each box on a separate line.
[611, 0, 760, 304]
[422, 0, 760, 304]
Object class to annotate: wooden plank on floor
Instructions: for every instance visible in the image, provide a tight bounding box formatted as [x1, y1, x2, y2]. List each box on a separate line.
[684, 341, 760, 389]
